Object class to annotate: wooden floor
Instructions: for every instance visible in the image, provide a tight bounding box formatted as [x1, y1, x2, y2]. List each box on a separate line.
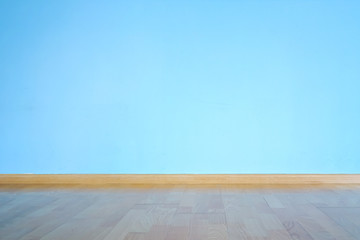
[1, 186, 360, 240]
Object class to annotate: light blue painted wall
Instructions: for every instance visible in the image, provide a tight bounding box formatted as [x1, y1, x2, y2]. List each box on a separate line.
[1, 0, 360, 173]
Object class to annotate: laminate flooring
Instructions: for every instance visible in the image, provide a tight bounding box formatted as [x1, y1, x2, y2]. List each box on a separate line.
[1, 185, 360, 240]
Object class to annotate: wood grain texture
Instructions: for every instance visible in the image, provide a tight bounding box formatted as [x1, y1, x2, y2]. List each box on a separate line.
[1, 186, 360, 239]
[1, 174, 360, 187]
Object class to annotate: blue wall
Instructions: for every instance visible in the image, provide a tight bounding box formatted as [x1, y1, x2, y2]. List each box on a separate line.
[1, 0, 360, 174]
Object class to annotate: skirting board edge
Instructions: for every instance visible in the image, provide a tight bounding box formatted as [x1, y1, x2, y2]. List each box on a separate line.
[1, 174, 360, 187]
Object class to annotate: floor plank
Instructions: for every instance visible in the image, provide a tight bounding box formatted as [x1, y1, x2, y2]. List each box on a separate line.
[0, 187, 359, 239]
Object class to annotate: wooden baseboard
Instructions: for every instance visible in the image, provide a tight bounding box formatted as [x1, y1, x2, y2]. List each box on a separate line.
[1, 174, 360, 188]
